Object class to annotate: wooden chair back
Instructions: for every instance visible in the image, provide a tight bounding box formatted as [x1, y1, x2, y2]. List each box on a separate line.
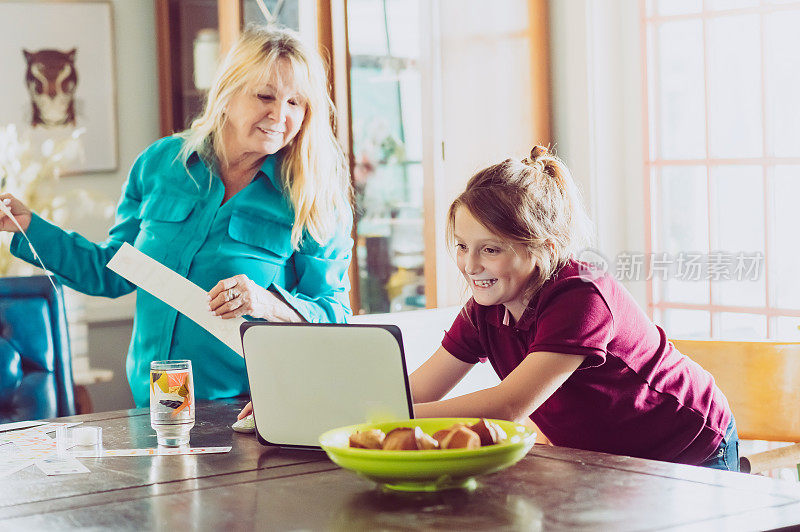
[671, 339, 800, 443]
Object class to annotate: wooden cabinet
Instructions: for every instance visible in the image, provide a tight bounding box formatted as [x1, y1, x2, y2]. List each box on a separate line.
[155, 0, 317, 136]
[155, 0, 218, 135]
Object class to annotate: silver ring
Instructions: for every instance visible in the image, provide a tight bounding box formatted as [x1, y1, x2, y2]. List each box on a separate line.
[225, 288, 237, 302]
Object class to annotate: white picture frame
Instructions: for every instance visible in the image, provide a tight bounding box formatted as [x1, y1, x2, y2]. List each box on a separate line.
[0, 0, 117, 174]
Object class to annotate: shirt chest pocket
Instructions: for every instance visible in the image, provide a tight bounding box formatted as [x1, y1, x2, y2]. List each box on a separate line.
[135, 194, 195, 261]
[226, 210, 294, 265]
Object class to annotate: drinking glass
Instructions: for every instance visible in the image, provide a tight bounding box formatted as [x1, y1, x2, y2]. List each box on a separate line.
[150, 360, 194, 446]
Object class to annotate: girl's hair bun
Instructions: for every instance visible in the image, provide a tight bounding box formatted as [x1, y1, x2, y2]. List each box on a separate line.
[522, 145, 549, 166]
[531, 145, 548, 160]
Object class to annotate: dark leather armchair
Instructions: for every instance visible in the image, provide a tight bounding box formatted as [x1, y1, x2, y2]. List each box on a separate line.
[0, 276, 75, 422]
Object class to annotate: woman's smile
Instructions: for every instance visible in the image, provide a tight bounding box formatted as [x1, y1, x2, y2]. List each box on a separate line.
[256, 126, 284, 137]
[223, 58, 306, 160]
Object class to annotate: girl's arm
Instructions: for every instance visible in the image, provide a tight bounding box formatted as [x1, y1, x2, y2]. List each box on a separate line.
[413, 351, 587, 423]
[410, 346, 474, 403]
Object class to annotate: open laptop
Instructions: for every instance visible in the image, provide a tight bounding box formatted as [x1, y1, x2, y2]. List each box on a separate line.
[240, 322, 415, 449]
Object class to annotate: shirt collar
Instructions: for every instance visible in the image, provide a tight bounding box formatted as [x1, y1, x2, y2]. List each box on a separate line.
[185, 149, 202, 167]
[486, 305, 506, 328]
[515, 301, 538, 330]
[186, 147, 284, 190]
[258, 152, 283, 190]
[486, 297, 539, 331]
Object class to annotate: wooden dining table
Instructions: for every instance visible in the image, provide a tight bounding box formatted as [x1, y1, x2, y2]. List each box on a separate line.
[2, 398, 800, 531]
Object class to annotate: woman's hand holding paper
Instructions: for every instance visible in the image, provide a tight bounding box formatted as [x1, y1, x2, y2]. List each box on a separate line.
[208, 274, 303, 322]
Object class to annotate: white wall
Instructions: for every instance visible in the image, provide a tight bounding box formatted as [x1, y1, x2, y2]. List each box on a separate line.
[549, 0, 647, 306]
[59, 0, 159, 410]
[57, 0, 160, 242]
[429, 0, 647, 309]
[434, 0, 543, 308]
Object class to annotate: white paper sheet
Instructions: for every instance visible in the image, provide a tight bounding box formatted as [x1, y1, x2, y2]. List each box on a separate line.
[106, 243, 245, 357]
[0, 458, 34, 478]
[70, 446, 232, 457]
[0, 420, 48, 433]
[35, 457, 90, 475]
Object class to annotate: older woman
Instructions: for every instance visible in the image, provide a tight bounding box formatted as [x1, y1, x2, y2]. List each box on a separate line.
[0, 27, 353, 407]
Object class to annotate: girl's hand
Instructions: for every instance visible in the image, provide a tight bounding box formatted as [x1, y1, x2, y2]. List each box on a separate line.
[208, 274, 303, 322]
[0, 194, 32, 233]
[238, 401, 253, 420]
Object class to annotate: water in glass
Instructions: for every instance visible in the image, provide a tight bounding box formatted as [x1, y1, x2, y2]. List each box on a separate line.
[150, 360, 194, 446]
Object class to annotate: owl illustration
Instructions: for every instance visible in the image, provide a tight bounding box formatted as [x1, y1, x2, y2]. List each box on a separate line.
[23, 48, 78, 128]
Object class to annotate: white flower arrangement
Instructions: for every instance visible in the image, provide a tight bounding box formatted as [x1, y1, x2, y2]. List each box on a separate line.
[0, 124, 113, 276]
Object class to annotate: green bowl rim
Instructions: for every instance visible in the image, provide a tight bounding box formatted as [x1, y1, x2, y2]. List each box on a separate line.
[319, 417, 536, 460]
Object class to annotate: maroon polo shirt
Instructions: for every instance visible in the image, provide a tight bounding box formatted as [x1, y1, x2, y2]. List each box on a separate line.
[441, 260, 731, 465]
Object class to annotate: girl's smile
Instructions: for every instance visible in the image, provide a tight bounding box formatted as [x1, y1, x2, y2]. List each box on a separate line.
[454, 206, 537, 321]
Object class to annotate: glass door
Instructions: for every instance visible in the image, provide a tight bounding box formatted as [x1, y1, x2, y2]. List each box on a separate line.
[347, 0, 428, 314]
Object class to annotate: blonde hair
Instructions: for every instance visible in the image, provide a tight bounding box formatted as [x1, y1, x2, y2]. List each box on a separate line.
[179, 26, 351, 248]
[446, 145, 594, 297]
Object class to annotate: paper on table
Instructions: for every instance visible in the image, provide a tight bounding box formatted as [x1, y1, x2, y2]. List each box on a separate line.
[70, 446, 232, 457]
[35, 457, 90, 475]
[0, 459, 34, 478]
[107, 243, 245, 357]
[1, 423, 80, 460]
[0, 420, 48, 433]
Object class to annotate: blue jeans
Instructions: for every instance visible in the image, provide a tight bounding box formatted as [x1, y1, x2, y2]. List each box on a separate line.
[698, 417, 739, 472]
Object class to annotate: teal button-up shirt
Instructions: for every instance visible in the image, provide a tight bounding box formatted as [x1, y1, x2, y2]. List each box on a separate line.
[12, 136, 353, 407]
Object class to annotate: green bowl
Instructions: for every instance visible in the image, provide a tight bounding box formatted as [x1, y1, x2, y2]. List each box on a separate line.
[319, 418, 536, 492]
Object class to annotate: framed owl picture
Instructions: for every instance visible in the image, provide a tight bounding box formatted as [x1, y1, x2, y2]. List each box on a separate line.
[0, 0, 117, 174]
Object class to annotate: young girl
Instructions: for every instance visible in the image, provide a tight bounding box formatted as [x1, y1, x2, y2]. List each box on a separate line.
[410, 146, 738, 471]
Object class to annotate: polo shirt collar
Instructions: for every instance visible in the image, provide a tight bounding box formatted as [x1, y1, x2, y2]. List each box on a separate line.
[515, 301, 538, 330]
[486, 296, 539, 331]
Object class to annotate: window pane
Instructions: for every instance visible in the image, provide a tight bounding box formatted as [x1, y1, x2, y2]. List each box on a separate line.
[765, 11, 800, 157]
[347, 1, 389, 55]
[711, 165, 765, 306]
[716, 312, 767, 339]
[243, 0, 300, 30]
[771, 165, 800, 308]
[663, 309, 710, 338]
[653, 307, 663, 327]
[398, 68, 423, 161]
[659, 166, 709, 303]
[773, 317, 800, 340]
[386, 0, 420, 58]
[647, 30, 657, 160]
[707, 14, 762, 158]
[657, 20, 706, 159]
[656, 0, 701, 16]
[348, 0, 426, 314]
[707, 0, 758, 9]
